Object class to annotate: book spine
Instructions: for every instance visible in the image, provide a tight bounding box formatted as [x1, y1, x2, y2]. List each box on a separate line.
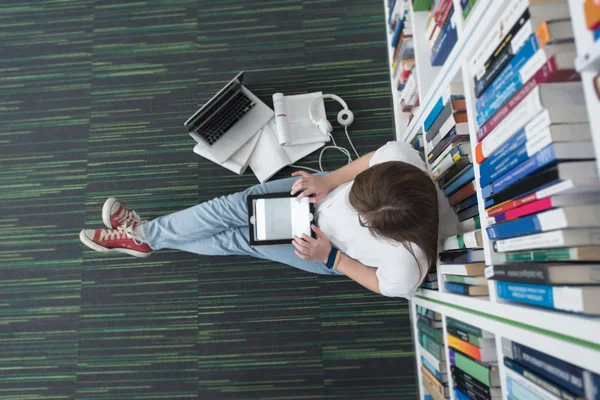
[421, 331, 443, 360]
[447, 316, 483, 337]
[444, 282, 469, 294]
[431, 10, 457, 67]
[496, 280, 559, 310]
[503, 358, 578, 400]
[439, 158, 471, 189]
[506, 368, 563, 400]
[457, 204, 479, 222]
[452, 366, 493, 399]
[449, 349, 492, 387]
[454, 194, 478, 213]
[391, 19, 404, 48]
[482, 144, 556, 199]
[448, 181, 475, 206]
[474, 8, 531, 98]
[426, 104, 453, 142]
[486, 264, 550, 284]
[422, 356, 446, 382]
[447, 334, 482, 361]
[453, 387, 474, 400]
[422, 365, 447, 398]
[453, 380, 489, 400]
[417, 320, 443, 342]
[503, 248, 577, 262]
[476, 56, 558, 145]
[506, 376, 546, 400]
[443, 166, 474, 197]
[486, 207, 568, 240]
[446, 324, 469, 342]
[428, 128, 459, 163]
[424, 97, 444, 133]
[432, 147, 466, 180]
[491, 196, 554, 225]
[476, 36, 543, 126]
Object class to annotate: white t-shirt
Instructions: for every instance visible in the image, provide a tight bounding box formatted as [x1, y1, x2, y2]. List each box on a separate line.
[315, 141, 455, 299]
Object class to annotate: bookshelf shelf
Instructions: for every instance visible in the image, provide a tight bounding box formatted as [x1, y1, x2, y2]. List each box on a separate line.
[384, 1, 600, 398]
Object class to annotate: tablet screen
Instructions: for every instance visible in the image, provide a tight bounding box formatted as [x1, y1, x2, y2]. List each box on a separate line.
[253, 197, 312, 240]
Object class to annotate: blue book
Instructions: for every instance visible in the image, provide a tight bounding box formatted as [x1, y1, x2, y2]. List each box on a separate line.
[387, 0, 397, 25]
[507, 376, 543, 400]
[431, 11, 458, 66]
[503, 337, 586, 397]
[391, 19, 404, 48]
[481, 144, 558, 199]
[454, 194, 478, 213]
[453, 387, 471, 400]
[476, 34, 540, 126]
[424, 395, 433, 400]
[487, 207, 559, 240]
[421, 356, 446, 382]
[595, 27, 600, 41]
[443, 166, 474, 197]
[424, 98, 445, 132]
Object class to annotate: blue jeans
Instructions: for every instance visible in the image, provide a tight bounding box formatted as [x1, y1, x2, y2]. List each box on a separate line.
[143, 176, 344, 276]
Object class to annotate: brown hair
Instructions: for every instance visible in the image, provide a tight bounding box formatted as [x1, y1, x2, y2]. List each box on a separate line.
[348, 161, 439, 286]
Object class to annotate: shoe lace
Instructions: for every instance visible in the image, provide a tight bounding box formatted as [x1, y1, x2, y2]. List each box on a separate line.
[99, 223, 144, 245]
[115, 208, 142, 226]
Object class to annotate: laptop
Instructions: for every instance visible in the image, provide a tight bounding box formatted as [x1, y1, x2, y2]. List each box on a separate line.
[185, 72, 273, 164]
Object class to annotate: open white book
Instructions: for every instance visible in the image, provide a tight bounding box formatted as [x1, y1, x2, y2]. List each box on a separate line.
[249, 119, 325, 183]
[272, 92, 330, 146]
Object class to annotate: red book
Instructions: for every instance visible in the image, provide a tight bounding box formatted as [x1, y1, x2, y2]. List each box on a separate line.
[448, 181, 475, 207]
[490, 197, 554, 223]
[428, 0, 452, 41]
[474, 56, 579, 163]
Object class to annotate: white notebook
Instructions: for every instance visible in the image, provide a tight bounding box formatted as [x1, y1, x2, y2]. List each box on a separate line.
[193, 128, 262, 175]
[272, 92, 330, 146]
[249, 119, 325, 183]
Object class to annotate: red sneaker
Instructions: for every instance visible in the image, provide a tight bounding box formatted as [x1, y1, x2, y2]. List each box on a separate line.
[79, 224, 152, 258]
[102, 197, 143, 229]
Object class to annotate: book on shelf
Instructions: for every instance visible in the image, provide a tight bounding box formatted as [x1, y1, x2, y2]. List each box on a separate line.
[428, 131, 470, 164]
[422, 372, 446, 400]
[484, 164, 600, 210]
[494, 228, 600, 253]
[439, 249, 484, 263]
[447, 181, 476, 207]
[453, 194, 478, 214]
[479, 120, 591, 188]
[444, 274, 487, 286]
[496, 281, 600, 315]
[431, 144, 471, 181]
[421, 365, 449, 399]
[449, 349, 500, 387]
[429, 139, 470, 167]
[431, 7, 458, 66]
[502, 246, 600, 263]
[475, 35, 577, 127]
[481, 156, 596, 201]
[447, 316, 494, 339]
[486, 263, 600, 285]
[437, 159, 471, 190]
[417, 305, 442, 321]
[457, 204, 478, 222]
[424, 82, 465, 132]
[442, 230, 483, 251]
[506, 373, 561, 400]
[451, 366, 502, 400]
[420, 330, 446, 361]
[429, 125, 470, 162]
[443, 165, 474, 197]
[413, 0, 434, 12]
[469, 0, 571, 84]
[419, 315, 443, 329]
[475, 64, 585, 156]
[422, 355, 448, 383]
[486, 204, 600, 241]
[426, 103, 467, 143]
[585, 0, 600, 30]
[417, 320, 443, 342]
[487, 192, 600, 225]
[439, 263, 485, 276]
[422, 344, 447, 373]
[503, 357, 584, 400]
[444, 282, 489, 296]
[461, 0, 477, 20]
[446, 324, 495, 348]
[502, 338, 600, 398]
[457, 215, 481, 234]
[422, 281, 439, 290]
[448, 334, 497, 363]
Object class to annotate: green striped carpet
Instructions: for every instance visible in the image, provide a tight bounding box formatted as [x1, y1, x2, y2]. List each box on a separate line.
[0, 1, 418, 398]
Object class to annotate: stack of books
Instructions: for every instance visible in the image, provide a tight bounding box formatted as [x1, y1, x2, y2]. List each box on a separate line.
[417, 306, 449, 399]
[446, 317, 500, 400]
[584, 1, 600, 41]
[424, 0, 458, 66]
[471, 0, 600, 315]
[502, 338, 600, 399]
[389, 0, 416, 111]
[440, 231, 487, 296]
[421, 270, 438, 290]
[460, 0, 477, 21]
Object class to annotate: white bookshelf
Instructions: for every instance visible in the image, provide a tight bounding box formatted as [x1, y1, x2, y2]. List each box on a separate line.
[384, 1, 600, 398]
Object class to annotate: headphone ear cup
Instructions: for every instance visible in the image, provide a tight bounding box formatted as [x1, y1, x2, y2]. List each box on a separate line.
[316, 119, 333, 135]
[337, 109, 354, 126]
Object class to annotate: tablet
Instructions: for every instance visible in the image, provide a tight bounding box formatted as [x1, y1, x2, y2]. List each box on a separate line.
[247, 192, 316, 246]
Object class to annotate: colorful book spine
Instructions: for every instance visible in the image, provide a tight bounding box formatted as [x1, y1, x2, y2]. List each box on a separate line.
[453, 387, 472, 400]
[446, 324, 470, 343]
[454, 194, 478, 213]
[496, 281, 592, 315]
[481, 143, 559, 199]
[417, 320, 443, 342]
[452, 366, 496, 400]
[422, 356, 447, 382]
[504, 357, 581, 400]
[444, 282, 483, 295]
[489, 196, 556, 224]
[448, 181, 476, 207]
[443, 166, 474, 197]
[447, 316, 484, 337]
[431, 9, 458, 66]
[504, 247, 595, 262]
[506, 376, 546, 400]
[420, 331, 444, 361]
[391, 19, 405, 48]
[449, 349, 495, 387]
[432, 147, 470, 180]
[447, 334, 483, 361]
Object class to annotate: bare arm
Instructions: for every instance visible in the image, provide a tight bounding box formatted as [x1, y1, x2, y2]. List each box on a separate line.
[334, 253, 381, 294]
[323, 151, 375, 190]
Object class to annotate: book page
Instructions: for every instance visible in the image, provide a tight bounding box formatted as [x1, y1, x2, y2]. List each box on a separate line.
[248, 120, 294, 183]
[275, 92, 330, 146]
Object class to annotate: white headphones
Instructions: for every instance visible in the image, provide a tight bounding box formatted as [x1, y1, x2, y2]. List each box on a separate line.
[292, 94, 359, 173]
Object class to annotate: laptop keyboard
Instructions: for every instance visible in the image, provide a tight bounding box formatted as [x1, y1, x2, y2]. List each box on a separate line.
[196, 91, 256, 146]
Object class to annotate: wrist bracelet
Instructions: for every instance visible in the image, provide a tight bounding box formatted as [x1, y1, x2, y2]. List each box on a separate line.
[326, 246, 341, 270]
